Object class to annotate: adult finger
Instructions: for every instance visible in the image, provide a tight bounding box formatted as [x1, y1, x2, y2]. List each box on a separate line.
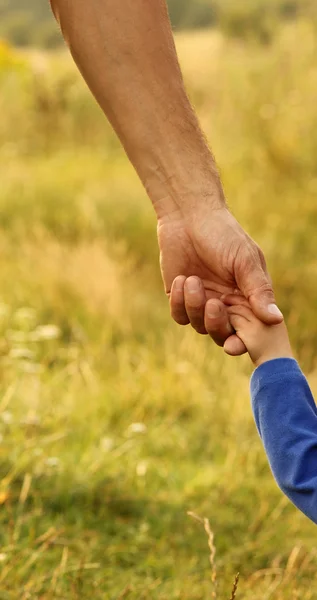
[205, 299, 247, 354]
[236, 245, 283, 325]
[204, 299, 232, 345]
[184, 276, 208, 334]
[170, 276, 190, 325]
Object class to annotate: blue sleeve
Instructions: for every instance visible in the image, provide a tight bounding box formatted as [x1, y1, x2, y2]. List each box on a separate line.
[250, 357, 317, 524]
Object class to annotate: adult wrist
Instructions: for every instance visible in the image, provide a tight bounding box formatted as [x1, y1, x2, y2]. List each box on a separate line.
[120, 87, 226, 220]
[144, 157, 225, 222]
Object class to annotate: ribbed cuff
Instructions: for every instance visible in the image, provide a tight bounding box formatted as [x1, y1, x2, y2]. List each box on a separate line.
[250, 358, 302, 398]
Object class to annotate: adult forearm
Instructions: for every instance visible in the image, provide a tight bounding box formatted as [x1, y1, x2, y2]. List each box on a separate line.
[50, 0, 224, 218]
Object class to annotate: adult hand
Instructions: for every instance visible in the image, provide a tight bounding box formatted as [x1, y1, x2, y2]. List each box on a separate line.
[158, 205, 283, 355]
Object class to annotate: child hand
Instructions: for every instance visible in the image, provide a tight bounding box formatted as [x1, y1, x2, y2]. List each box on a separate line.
[222, 295, 293, 367]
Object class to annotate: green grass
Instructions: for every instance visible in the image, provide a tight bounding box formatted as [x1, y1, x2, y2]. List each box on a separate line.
[0, 23, 317, 598]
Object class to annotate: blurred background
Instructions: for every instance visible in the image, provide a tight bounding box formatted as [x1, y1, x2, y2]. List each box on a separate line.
[0, 0, 316, 47]
[1, 1, 317, 598]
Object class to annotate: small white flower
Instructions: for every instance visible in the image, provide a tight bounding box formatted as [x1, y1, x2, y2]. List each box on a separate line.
[45, 457, 60, 467]
[31, 325, 61, 341]
[100, 437, 114, 452]
[136, 461, 147, 477]
[128, 423, 147, 434]
[1, 411, 13, 425]
[9, 348, 35, 360]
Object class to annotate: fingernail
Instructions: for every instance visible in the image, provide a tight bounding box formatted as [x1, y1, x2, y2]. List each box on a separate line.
[175, 278, 184, 291]
[187, 278, 200, 294]
[268, 304, 283, 318]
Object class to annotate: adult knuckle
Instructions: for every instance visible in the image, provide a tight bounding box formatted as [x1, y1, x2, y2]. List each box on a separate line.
[252, 281, 274, 295]
[186, 299, 204, 312]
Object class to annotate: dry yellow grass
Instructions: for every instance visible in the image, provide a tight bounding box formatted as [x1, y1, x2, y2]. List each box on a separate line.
[0, 22, 316, 598]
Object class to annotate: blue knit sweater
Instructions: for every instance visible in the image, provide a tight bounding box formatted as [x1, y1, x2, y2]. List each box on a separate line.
[250, 358, 317, 524]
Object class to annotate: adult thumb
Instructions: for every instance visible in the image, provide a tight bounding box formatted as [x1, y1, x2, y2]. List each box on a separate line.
[249, 286, 283, 325]
[237, 250, 283, 325]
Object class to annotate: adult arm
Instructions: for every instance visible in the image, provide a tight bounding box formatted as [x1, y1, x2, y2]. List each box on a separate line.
[251, 358, 317, 524]
[50, 0, 282, 351]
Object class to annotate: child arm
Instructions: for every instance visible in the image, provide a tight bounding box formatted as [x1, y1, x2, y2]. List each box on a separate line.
[251, 358, 317, 525]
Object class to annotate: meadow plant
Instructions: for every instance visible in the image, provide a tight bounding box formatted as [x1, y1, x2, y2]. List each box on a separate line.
[0, 22, 316, 598]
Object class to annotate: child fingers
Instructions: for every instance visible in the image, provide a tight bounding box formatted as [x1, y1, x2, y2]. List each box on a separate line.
[204, 299, 234, 345]
[227, 304, 253, 322]
[221, 294, 250, 307]
[224, 335, 248, 356]
[228, 312, 247, 331]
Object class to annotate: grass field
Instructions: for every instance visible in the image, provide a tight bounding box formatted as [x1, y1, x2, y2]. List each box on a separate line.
[1, 20, 317, 598]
